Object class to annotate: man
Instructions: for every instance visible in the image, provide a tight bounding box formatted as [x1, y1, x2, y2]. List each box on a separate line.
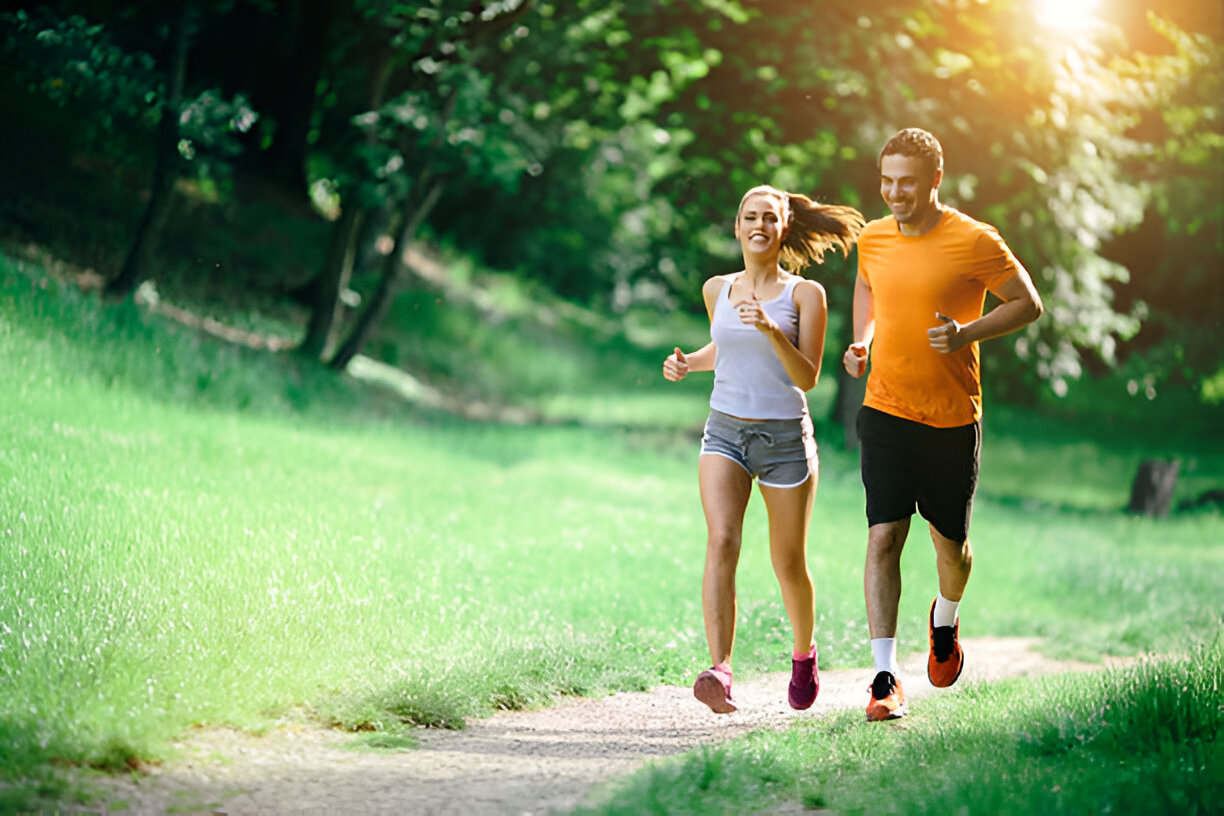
[842, 128, 1043, 722]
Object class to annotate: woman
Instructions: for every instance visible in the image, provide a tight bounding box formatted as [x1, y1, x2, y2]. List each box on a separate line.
[663, 185, 864, 713]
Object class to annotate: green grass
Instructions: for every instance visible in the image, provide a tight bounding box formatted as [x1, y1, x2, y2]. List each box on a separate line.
[579, 641, 1223, 815]
[1, 247, 1221, 813]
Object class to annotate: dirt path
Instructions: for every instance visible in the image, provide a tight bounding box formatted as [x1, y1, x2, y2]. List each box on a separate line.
[69, 638, 1118, 815]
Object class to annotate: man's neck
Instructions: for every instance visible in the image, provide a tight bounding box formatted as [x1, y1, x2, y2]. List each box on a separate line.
[898, 201, 944, 237]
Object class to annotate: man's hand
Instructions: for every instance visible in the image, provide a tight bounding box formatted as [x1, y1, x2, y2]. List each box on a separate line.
[843, 343, 868, 377]
[927, 312, 965, 354]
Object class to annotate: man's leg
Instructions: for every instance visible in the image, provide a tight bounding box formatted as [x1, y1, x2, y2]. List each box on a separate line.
[930, 526, 972, 605]
[865, 518, 912, 640]
[864, 518, 911, 721]
[927, 526, 971, 687]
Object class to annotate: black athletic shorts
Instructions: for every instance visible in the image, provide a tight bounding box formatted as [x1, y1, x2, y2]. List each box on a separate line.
[856, 405, 981, 542]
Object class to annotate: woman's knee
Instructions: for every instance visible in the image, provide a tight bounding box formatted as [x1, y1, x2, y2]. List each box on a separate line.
[773, 557, 812, 589]
[768, 538, 810, 578]
[706, 529, 741, 561]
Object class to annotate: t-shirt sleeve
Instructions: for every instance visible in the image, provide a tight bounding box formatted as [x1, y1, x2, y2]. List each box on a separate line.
[972, 226, 1026, 291]
[857, 226, 876, 287]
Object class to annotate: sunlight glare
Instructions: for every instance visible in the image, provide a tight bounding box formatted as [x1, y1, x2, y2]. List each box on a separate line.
[1034, 0, 1101, 32]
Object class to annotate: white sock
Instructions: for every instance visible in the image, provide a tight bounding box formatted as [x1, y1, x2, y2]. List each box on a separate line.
[870, 637, 899, 676]
[933, 593, 960, 628]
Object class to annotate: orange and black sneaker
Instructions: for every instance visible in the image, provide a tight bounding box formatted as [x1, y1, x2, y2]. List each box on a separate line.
[865, 670, 906, 721]
[927, 598, 965, 688]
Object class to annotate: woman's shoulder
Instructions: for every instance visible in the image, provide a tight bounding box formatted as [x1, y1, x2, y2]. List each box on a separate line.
[702, 272, 738, 293]
[784, 273, 824, 294]
[789, 275, 827, 307]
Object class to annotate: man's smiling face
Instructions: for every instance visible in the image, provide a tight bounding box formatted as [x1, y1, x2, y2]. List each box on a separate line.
[879, 153, 941, 228]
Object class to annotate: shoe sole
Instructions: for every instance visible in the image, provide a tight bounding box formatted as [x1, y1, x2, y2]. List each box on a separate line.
[693, 674, 737, 714]
[788, 683, 818, 711]
[928, 653, 964, 688]
[865, 702, 907, 722]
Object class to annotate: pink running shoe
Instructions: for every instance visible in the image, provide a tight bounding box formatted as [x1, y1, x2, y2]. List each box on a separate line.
[788, 645, 819, 710]
[693, 665, 737, 714]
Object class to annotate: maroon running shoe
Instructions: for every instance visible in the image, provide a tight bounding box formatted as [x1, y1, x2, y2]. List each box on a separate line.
[788, 645, 819, 710]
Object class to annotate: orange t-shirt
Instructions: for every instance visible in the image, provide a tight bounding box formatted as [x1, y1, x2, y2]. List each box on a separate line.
[858, 207, 1025, 428]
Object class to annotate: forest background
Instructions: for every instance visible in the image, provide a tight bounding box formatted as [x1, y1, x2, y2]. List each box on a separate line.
[0, 0, 1220, 414]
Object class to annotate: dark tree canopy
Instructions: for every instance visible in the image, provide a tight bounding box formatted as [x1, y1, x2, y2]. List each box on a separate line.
[0, 0, 1219, 400]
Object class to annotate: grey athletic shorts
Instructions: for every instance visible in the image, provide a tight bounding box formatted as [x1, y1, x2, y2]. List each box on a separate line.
[701, 409, 817, 489]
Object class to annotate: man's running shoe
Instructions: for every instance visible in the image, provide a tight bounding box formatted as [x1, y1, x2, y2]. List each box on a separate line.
[788, 645, 819, 710]
[927, 598, 965, 688]
[865, 670, 906, 721]
[693, 665, 737, 714]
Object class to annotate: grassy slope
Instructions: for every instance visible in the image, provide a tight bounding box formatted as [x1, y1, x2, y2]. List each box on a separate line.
[1, 246, 1221, 813]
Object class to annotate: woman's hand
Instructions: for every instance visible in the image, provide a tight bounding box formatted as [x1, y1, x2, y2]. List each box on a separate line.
[663, 347, 689, 381]
[735, 295, 778, 334]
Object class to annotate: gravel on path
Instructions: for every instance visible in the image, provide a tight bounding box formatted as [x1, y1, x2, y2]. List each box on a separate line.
[67, 637, 1117, 816]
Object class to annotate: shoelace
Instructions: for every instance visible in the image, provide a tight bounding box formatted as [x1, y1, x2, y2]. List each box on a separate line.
[932, 626, 956, 662]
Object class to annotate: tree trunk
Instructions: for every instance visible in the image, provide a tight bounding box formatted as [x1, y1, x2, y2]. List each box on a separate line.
[296, 35, 395, 353]
[297, 206, 365, 360]
[1126, 459, 1181, 517]
[327, 180, 444, 371]
[253, 0, 337, 200]
[105, 2, 193, 300]
[834, 365, 867, 451]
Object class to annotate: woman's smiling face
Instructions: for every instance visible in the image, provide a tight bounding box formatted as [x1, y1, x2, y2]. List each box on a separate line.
[735, 193, 788, 256]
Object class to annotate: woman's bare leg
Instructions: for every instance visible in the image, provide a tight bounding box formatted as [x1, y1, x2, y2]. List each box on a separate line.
[758, 462, 817, 655]
[698, 454, 753, 666]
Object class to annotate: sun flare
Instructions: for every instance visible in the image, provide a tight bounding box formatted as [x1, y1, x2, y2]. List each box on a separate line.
[1034, 0, 1101, 32]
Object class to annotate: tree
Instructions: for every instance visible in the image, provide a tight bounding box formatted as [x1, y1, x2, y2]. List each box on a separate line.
[5, 0, 1219, 408]
[314, 0, 541, 370]
[1100, 12, 1224, 401]
[104, 2, 193, 299]
[0, 3, 258, 297]
[305, 0, 746, 367]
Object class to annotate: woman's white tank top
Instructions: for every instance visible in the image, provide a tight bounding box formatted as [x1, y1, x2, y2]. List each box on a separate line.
[709, 273, 808, 420]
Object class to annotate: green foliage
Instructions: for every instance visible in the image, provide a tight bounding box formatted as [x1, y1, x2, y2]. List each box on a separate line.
[0, 8, 160, 129]
[176, 88, 259, 166]
[0, 6, 262, 192]
[6, 1, 1221, 397]
[419, 0, 1222, 399]
[1102, 13, 1224, 399]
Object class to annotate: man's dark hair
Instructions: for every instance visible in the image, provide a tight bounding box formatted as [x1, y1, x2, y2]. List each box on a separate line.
[879, 128, 944, 178]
